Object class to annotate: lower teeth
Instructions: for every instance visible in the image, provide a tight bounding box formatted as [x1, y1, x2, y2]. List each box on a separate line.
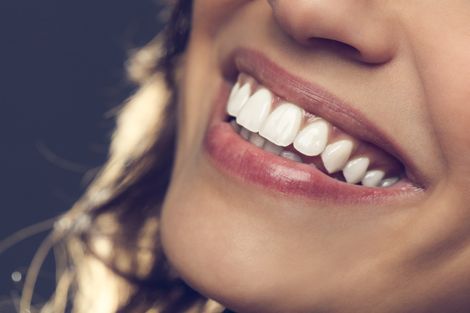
[380, 177, 399, 188]
[249, 133, 266, 148]
[280, 151, 302, 163]
[229, 120, 399, 188]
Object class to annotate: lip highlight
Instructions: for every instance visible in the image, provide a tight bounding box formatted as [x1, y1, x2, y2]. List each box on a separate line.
[203, 49, 424, 204]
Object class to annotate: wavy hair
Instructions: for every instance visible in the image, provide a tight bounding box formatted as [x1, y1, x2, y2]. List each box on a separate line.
[19, 1, 226, 312]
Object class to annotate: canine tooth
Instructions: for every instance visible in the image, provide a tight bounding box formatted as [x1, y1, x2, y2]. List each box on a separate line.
[263, 141, 283, 155]
[380, 177, 399, 188]
[229, 82, 240, 101]
[343, 157, 370, 184]
[321, 140, 354, 174]
[236, 88, 273, 132]
[280, 151, 302, 162]
[293, 119, 329, 156]
[259, 103, 304, 147]
[249, 133, 266, 148]
[227, 83, 251, 117]
[239, 127, 251, 140]
[362, 170, 385, 187]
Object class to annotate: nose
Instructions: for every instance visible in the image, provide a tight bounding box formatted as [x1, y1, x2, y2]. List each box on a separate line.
[267, 0, 398, 64]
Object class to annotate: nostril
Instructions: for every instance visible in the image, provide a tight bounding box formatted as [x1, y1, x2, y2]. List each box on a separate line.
[307, 37, 361, 61]
[268, 0, 397, 65]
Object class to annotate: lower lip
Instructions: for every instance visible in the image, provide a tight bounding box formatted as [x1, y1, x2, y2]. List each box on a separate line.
[203, 85, 421, 205]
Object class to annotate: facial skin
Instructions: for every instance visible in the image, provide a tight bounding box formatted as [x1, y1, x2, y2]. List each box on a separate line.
[161, 1, 470, 312]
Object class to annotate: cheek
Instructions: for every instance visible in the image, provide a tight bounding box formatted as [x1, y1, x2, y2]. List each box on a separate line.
[437, 58, 470, 172]
[404, 5, 470, 182]
[175, 38, 222, 166]
[193, 0, 248, 34]
[416, 34, 470, 178]
[175, 1, 245, 163]
[176, 48, 218, 161]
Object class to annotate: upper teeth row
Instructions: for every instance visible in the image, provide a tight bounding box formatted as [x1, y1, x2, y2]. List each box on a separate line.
[226, 79, 399, 188]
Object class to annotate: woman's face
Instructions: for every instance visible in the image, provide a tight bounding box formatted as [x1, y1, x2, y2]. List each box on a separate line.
[161, 1, 470, 312]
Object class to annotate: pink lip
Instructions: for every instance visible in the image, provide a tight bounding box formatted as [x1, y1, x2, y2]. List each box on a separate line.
[203, 49, 423, 204]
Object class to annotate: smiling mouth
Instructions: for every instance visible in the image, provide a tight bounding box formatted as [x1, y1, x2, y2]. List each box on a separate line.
[204, 49, 423, 203]
[227, 72, 403, 188]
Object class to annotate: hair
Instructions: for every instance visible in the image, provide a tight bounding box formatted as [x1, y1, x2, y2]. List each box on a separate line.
[20, 1, 227, 312]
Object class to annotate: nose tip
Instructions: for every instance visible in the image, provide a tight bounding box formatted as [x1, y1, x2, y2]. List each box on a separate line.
[267, 0, 397, 64]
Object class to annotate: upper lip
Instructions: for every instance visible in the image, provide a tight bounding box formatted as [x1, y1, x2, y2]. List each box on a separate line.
[221, 48, 425, 189]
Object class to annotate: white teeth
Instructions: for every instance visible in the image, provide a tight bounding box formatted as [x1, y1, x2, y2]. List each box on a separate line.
[321, 140, 355, 174]
[227, 77, 401, 188]
[227, 83, 251, 117]
[259, 103, 304, 147]
[361, 170, 386, 187]
[263, 141, 283, 155]
[236, 88, 273, 132]
[249, 133, 266, 148]
[280, 151, 302, 162]
[239, 127, 251, 140]
[380, 177, 399, 188]
[293, 119, 330, 156]
[343, 157, 370, 184]
[228, 82, 240, 100]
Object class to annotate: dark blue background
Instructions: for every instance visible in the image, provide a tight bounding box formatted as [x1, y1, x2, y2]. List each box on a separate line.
[0, 0, 164, 309]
